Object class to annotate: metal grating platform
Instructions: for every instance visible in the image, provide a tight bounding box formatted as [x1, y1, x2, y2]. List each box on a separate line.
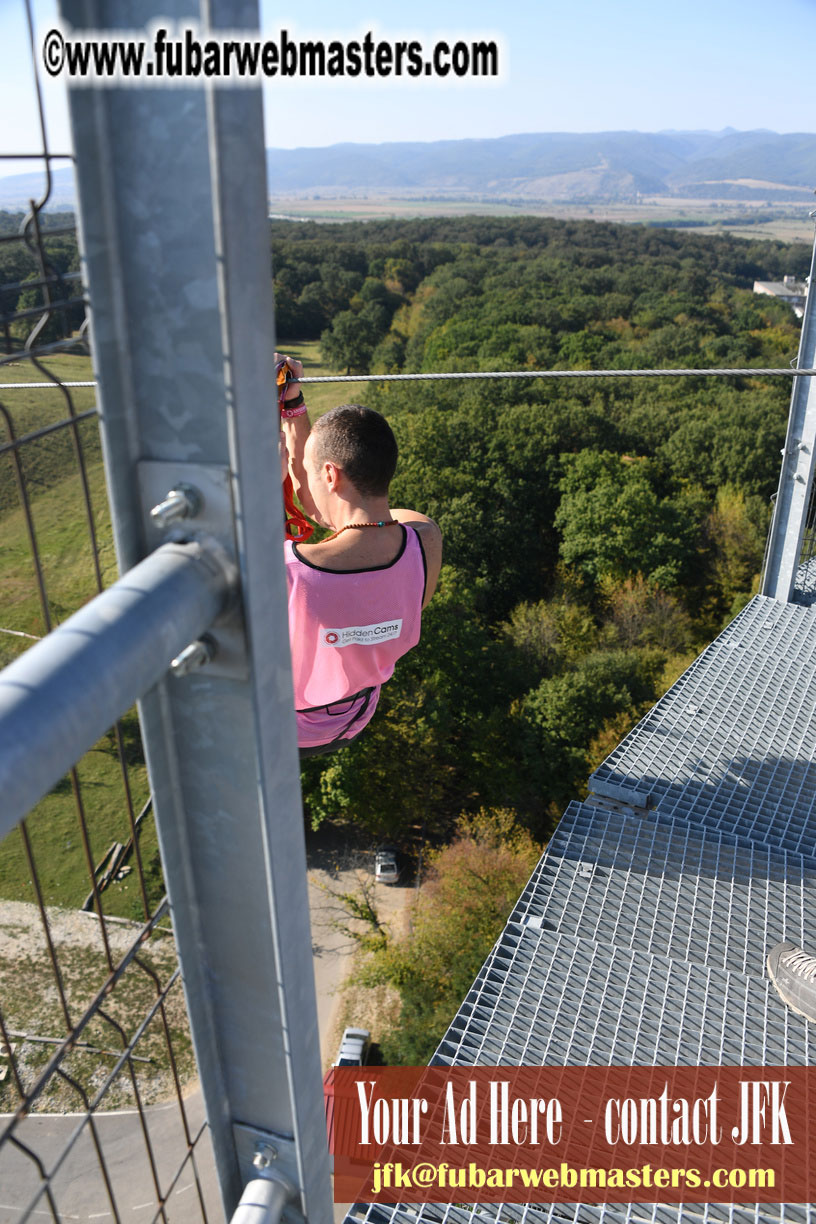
[346, 1199, 813, 1224]
[589, 596, 816, 856]
[433, 928, 812, 1067]
[344, 594, 816, 1224]
[508, 802, 816, 979]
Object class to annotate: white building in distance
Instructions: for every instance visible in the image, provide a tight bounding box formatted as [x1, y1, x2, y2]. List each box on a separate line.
[754, 273, 807, 317]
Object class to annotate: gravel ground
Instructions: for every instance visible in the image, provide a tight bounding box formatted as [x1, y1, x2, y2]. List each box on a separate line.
[0, 899, 163, 958]
[0, 864, 413, 1115]
[0, 900, 190, 1114]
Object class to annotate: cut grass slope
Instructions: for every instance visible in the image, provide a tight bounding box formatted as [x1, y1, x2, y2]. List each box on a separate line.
[1, 355, 160, 918]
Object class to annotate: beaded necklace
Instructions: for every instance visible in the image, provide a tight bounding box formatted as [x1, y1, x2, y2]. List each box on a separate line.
[321, 520, 401, 543]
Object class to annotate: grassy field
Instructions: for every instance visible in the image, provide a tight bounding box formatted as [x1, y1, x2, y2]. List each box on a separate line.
[0, 354, 100, 517]
[0, 353, 163, 920]
[0, 909, 193, 1111]
[269, 195, 816, 245]
[0, 712, 159, 918]
[0, 453, 115, 661]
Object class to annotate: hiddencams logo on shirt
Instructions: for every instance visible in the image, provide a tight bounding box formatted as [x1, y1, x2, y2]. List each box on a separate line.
[321, 620, 403, 647]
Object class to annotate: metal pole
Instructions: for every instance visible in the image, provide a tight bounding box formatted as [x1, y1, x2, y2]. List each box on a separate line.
[61, 1, 332, 1220]
[0, 539, 234, 831]
[229, 1176, 296, 1224]
[761, 229, 816, 602]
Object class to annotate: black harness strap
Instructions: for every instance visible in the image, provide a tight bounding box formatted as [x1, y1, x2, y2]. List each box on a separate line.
[297, 686, 377, 747]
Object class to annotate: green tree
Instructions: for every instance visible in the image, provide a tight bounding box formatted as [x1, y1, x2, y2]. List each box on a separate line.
[501, 595, 598, 676]
[600, 575, 693, 653]
[520, 648, 665, 806]
[11, 269, 83, 347]
[320, 309, 378, 373]
[702, 484, 767, 623]
[555, 451, 703, 590]
[356, 808, 541, 1064]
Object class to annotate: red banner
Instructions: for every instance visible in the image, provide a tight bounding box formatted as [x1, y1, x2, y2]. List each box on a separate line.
[327, 1066, 816, 1204]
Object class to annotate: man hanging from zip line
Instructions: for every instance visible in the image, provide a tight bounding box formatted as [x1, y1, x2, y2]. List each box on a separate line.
[276, 353, 443, 759]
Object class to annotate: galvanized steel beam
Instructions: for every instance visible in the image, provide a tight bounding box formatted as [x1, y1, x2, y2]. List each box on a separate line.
[762, 233, 816, 602]
[60, 1, 332, 1220]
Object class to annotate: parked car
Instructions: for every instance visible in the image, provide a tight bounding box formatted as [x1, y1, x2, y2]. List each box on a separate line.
[374, 846, 401, 884]
[333, 1026, 370, 1067]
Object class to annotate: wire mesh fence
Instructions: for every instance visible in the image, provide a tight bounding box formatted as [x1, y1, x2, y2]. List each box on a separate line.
[795, 472, 816, 600]
[0, 4, 220, 1221]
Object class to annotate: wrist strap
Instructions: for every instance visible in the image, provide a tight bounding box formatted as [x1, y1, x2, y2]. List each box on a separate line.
[280, 390, 306, 418]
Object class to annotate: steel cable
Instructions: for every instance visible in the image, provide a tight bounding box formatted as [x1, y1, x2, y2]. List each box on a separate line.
[3, 365, 815, 392]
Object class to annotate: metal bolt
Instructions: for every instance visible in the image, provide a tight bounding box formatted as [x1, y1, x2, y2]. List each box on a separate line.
[150, 483, 201, 528]
[253, 1142, 278, 1169]
[170, 636, 216, 678]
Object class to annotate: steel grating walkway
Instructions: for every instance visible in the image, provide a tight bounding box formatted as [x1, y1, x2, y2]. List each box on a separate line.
[435, 927, 812, 1067]
[347, 1197, 812, 1224]
[590, 596, 816, 856]
[346, 594, 816, 1224]
[506, 805, 816, 980]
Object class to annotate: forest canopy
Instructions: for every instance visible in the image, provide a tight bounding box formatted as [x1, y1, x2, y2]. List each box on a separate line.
[274, 215, 806, 844]
[3, 209, 800, 847]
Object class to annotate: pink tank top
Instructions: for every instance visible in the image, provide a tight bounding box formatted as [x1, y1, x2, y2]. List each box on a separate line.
[285, 526, 426, 746]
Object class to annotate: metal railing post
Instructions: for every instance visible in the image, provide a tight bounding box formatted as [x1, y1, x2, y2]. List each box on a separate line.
[229, 1175, 297, 1224]
[0, 540, 234, 827]
[761, 226, 816, 602]
[60, 1, 332, 1220]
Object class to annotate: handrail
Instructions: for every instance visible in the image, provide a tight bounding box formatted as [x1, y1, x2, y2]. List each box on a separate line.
[229, 1174, 298, 1224]
[0, 538, 236, 832]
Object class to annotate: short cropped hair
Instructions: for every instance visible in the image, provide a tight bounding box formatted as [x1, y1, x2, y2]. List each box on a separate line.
[311, 404, 398, 498]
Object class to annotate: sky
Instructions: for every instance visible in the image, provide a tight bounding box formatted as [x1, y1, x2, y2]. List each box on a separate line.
[0, 0, 815, 177]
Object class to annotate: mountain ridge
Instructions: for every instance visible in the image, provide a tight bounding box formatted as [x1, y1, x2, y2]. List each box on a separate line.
[1, 128, 814, 211]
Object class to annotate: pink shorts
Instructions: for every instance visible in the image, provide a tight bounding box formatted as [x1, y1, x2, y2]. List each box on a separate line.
[296, 685, 380, 755]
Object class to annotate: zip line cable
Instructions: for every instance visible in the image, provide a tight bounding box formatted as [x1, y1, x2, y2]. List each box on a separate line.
[309, 366, 814, 381]
[2, 366, 815, 391]
[9, 364, 811, 459]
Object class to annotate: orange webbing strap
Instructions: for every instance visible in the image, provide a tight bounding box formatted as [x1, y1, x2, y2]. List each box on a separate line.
[277, 360, 315, 543]
[283, 473, 314, 542]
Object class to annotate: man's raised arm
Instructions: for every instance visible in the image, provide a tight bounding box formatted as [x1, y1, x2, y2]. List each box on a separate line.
[276, 353, 320, 522]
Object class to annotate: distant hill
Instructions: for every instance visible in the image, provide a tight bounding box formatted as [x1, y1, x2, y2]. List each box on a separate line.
[2, 129, 814, 211]
[263, 129, 816, 202]
[0, 166, 76, 212]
